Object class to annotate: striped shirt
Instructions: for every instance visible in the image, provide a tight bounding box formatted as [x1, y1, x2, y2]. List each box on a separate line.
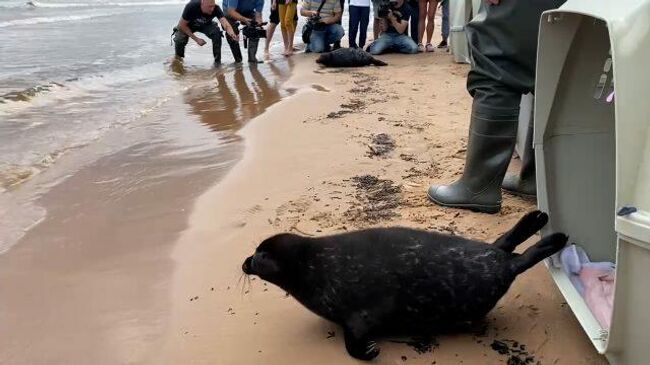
[301, 0, 341, 21]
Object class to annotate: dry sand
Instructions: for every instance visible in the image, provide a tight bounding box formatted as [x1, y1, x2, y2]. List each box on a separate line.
[156, 52, 610, 365]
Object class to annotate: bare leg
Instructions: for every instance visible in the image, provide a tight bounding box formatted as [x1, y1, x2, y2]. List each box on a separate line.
[418, 0, 427, 46]
[426, 0, 438, 45]
[265, 22, 277, 58]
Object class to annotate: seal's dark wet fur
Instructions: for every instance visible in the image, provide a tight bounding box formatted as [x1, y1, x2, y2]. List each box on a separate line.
[316, 48, 388, 67]
[242, 211, 567, 360]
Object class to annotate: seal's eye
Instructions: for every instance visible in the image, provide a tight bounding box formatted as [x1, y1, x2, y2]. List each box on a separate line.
[252, 251, 281, 277]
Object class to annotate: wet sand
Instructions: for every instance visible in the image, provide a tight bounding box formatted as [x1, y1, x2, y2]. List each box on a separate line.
[0, 61, 297, 365]
[157, 53, 610, 365]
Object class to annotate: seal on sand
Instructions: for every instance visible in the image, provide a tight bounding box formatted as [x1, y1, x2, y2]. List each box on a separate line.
[315, 48, 388, 67]
[242, 211, 567, 360]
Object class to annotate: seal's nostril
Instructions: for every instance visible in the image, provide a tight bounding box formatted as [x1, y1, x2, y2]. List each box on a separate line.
[242, 256, 253, 274]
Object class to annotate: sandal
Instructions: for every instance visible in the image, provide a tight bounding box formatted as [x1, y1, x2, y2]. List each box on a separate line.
[417, 43, 425, 52]
[425, 43, 435, 52]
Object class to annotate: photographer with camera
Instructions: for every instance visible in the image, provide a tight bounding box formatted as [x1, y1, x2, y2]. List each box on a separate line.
[300, 0, 344, 53]
[366, 0, 418, 55]
[223, 0, 265, 63]
[173, 0, 238, 65]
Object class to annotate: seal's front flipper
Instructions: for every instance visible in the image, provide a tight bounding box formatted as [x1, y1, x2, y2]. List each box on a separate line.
[343, 312, 380, 360]
[343, 328, 379, 361]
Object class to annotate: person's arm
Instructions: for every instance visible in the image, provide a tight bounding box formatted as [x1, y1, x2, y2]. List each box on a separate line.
[387, 11, 407, 34]
[219, 16, 239, 40]
[300, 0, 318, 17]
[322, 9, 342, 24]
[272, 0, 277, 10]
[226, 0, 253, 24]
[178, 18, 206, 45]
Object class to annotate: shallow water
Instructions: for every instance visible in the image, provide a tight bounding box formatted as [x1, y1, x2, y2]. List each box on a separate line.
[0, 1, 303, 362]
[0, 0, 302, 253]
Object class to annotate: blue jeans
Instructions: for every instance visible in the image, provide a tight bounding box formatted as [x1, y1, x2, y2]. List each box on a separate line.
[348, 5, 370, 48]
[367, 32, 419, 55]
[308, 24, 345, 53]
[441, 0, 449, 41]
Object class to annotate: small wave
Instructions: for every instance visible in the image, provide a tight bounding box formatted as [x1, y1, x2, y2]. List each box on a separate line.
[0, 82, 64, 103]
[0, 63, 166, 116]
[0, 12, 122, 27]
[0, 0, 186, 9]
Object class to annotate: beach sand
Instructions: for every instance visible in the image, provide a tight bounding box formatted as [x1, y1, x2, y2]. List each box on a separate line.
[156, 52, 609, 365]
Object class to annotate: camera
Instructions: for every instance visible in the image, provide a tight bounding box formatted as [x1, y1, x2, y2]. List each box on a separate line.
[377, 0, 402, 22]
[241, 20, 267, 48]
[242, 20, 267, 40]
[307, 13, 326, 31]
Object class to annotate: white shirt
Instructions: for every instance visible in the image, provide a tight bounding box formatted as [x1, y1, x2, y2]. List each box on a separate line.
[349, 0, 371, 7]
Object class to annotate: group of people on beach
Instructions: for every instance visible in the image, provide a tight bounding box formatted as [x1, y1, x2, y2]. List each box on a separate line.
[172, 0, 449, 65]
[173, 0, 567, 215]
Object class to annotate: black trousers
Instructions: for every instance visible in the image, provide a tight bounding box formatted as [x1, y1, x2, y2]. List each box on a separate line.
[466, 0, 566, 113]
[174, 23, 222, 61]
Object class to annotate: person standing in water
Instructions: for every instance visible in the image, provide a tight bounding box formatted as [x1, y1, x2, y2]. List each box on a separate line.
[173, 0, 238, 65]
[278, 0, 299, 56]
[264, 0, 298, 58]
[223, 0, 266, 63]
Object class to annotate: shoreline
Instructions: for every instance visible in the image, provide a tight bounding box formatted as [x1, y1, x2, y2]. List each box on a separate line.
[157, 52, 609, 365]
[0, 58, 299, 365]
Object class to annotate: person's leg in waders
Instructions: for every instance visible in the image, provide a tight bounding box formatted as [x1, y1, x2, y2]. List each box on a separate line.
[226, 17, 244, 62]
[173, 28, 191, 59]
[198, 22, 224, 65]
[427, 0, 566, 213]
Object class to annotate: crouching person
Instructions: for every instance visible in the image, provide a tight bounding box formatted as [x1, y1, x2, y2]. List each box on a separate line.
[224, 0, 266, 63]
[174, 0, 238, 65]
[366, 0, 418, 55]
[300, 0, 344, 53]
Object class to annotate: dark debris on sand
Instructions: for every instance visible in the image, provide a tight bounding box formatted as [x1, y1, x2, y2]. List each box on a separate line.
[345, 175, 401, 224]
[326, 99, 366, 119]
[490, 340, 539, 365]
[367, 133, 396, 158]
[391, 336, 439, 355]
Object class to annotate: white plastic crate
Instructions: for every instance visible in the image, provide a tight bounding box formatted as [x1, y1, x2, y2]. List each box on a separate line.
[534, 1, 650, 364]
[449, 0, 481, 64]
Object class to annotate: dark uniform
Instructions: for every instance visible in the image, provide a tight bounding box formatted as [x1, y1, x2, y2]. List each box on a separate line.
[223, 0, 265, 63]
[428, 0, 567, 213]
[174, 0, 226, 63]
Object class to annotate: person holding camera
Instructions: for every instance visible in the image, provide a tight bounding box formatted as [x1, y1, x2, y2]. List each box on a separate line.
[173, 0, 238, 65]
[300, 0, 344, 53]
[223, 0, 265, 63]
[366, 0, 418, 55]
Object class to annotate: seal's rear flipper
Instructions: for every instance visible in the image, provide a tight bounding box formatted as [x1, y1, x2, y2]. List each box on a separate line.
[371, 57, 388, 66]
[510, 233, 568, 275]
[494, 210, 548, 252]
